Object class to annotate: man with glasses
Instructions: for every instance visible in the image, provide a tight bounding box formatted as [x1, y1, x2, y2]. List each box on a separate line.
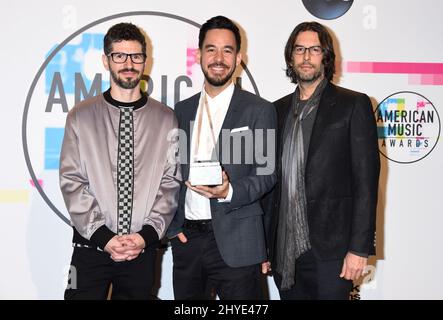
[60, 22, 181, 299]
[265, 21, 380, 299]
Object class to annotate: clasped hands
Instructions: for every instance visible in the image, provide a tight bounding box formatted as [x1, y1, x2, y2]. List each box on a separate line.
[104, 233, 145, 262]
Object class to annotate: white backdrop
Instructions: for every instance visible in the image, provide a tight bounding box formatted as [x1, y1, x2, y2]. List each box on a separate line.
[1, 0, 442, 299]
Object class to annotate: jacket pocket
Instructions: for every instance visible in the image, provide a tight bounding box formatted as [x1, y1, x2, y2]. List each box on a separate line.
[232, 203, 263, 219]
[325, 121, 347, 130]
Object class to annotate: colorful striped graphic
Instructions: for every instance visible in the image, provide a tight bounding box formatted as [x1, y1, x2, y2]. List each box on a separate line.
[343, 61, 443, 85]
[45, 127, 64, 170]
[377, 98, 405, 139]
[29, 179, 44, 188]
[186, 47, 198, 77]
[0, 190, 29, 203]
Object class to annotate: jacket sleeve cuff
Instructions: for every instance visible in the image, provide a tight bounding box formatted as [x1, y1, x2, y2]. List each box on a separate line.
[349, 250, 369, 258]
[166, 227, 183, 239]
[90, 225, 115, 250]
[138, 224, 160, 247]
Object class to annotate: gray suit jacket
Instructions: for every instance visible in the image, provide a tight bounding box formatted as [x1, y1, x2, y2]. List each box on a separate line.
[167, 86, 277, 267]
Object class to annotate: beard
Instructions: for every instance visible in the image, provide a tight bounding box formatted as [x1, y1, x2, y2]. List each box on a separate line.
[110, 68, 141, 89]
[295, 63, 324, 84]
[202, 63, 236, 87]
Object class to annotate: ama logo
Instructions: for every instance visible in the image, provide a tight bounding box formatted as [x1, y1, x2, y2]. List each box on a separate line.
[22, 12, 259, 224]
[376, 91, 440, 164]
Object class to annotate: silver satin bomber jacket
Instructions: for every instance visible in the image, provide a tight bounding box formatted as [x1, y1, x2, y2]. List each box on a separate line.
[59, 94, 181, 241]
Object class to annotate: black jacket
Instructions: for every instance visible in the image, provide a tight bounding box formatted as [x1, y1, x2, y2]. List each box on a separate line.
[265, 82, 380, 263]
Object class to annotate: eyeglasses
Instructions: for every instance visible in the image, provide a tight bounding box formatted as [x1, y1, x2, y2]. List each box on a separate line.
[107, 52, 147, 64]
[293, 45, 323, 56]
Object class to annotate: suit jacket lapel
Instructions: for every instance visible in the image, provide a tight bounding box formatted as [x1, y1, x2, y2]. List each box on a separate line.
[220, 86, 242, 134]
[182, 93, 200, 180]
[277, 93, 294, 159]
[306, 82, 337, 163]
[210, 86, 242, 163]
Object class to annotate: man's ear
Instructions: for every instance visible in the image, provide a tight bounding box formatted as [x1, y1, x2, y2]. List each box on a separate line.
[102, 54, 110, 71]
[196, 49, 201, 65]
[235, 52, 242, 67]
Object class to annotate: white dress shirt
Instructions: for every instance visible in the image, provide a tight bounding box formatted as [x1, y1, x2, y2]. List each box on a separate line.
[185, 83, 234, 220]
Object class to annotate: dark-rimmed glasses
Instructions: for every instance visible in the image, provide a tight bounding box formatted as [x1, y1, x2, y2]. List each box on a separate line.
[107, 52, 147, 64]
[293, 45, 323, 56]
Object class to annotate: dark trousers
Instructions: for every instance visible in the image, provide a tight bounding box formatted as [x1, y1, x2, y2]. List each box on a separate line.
[171, 222, 262, 300]
[274, 250, 352, 300]
[64, 245, 156, 300]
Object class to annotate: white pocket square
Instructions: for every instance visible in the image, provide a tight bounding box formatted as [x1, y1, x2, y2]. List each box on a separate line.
[230, 126, 249, 133]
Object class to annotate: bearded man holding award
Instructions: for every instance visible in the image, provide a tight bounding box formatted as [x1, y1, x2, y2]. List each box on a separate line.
[166, 16, 277, 300]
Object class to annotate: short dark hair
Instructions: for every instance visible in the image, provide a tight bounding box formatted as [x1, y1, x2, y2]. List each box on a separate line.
[198, 16, 241, 52]
[103, 22, 146, 56]
[284, 21, 335, 84]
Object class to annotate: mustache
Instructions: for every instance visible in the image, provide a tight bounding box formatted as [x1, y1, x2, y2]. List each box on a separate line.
[208, 63, 229, 69]
[119, 68, 139, 74]
[298, 62, 314, 68]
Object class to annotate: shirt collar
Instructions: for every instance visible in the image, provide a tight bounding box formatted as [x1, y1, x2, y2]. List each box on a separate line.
[203, 82, 235, 107]
[103, 88, 147, 110]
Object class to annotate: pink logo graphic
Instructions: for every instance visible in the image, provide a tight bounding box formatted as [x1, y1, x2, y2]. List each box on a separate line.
[343, 61, 443, 85]
[186, 47, 198, 77]
[29, 179, 44, 188]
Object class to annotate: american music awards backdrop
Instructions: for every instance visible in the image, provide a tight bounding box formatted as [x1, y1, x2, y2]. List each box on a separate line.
[1, 0, 441, 299]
